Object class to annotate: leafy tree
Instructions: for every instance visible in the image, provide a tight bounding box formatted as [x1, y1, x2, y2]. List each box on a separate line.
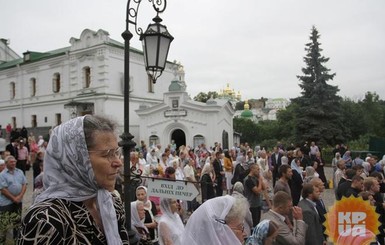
[235, 101, 244, 110]
[340, 98, 366, 140]
[276, 104, 298, 143]
[233, 117, 258, 145]
[256, 120, 279, 143]
[293, 26, 345, 146]
[193, 91, 219, 103]
[359, 92, 385, 138]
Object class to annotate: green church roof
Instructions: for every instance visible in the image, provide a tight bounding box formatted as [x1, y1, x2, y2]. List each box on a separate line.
[241, 109, 253, 118]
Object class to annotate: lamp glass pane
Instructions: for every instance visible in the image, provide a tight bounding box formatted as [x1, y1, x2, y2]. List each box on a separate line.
[143, 35, 158, 67]
[157, 36, 171, 68]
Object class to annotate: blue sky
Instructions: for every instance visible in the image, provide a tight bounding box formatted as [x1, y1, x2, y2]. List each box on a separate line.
[2, 0, 385, 100]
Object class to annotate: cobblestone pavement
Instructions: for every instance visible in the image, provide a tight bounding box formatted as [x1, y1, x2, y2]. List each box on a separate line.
[22, 169, 34, 214]
[321, 166, 337, 209]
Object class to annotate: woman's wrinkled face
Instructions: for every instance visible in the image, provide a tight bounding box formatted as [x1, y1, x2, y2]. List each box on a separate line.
[136, 189, 147, 202]
[88, 132, 122, 192]
[137, 204, 146, 220]
[170, 199, 178, 213]
[227, 219, 246, 243]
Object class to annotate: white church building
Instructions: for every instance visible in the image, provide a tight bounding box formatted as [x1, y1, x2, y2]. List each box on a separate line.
[0, 29, 234, 149]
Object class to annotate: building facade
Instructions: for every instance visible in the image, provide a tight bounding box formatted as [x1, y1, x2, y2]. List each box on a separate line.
[137, 67, 235, 150]
[234, 98, 290, 122]
[0, 29, 235, 149]
[0, 29, 174, 144]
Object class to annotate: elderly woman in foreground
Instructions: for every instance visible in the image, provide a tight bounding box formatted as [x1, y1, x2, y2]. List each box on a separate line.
[17, 115, 128, 244]
[182, 195, 249, 244]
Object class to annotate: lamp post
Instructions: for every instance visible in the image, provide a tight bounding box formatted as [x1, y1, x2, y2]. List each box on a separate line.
[120, 0, 173, 243]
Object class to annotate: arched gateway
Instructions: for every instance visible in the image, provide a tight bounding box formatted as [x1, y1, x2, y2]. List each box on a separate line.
[171, 129, 186, 150]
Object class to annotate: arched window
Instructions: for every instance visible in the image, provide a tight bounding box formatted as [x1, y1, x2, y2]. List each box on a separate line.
[222, 130, 229, 150]
[12, 117, 16, 128]
[83, 66, 91, 88]
[10, 82, 15, 99]
[31, 115, 37, 127]
[52, 73, 61, 93]
[193, 135, 205, 148]
[56, 113, 62, 125]
[149, 135, 160, 147]
[30, 78, 36, 97]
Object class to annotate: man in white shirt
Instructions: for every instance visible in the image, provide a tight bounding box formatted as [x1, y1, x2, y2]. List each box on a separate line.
[184, 158, 197, 212]
[309, 141, 320, 161]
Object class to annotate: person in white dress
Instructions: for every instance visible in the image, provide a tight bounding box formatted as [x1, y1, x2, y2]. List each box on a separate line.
[158, 198, 185, 245]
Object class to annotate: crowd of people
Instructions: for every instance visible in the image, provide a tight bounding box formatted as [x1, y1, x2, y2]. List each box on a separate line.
[332, 151, 385, 244]
[0, 126, 48, 244]
[1, 116, 385, 244]
[121, 139, 385, 245]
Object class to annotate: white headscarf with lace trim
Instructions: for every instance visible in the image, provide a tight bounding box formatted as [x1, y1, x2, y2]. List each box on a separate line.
[158, 198, 185, 245]
[131, 201, 148, 233]
[181, 195, 242, 245]
[34, 116, 123, 245]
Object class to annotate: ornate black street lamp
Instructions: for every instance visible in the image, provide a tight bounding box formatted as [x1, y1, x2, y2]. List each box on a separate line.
[120, 0, 173, 243]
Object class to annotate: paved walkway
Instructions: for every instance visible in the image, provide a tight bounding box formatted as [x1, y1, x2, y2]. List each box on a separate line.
[23, 169, 34, 213]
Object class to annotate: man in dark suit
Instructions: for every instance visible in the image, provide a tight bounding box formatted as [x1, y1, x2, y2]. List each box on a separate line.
[336, 168, 356, 200]
[299, 148, 311, 168]
[212, 151, 224, 197]
[344, 175, 364, 198]
[5, 138, 18, 159]
[271, 146, 283, 186]
[298, 184, 325, 245]
[261, 191, 307, 245]
[311, 177, 327, 240]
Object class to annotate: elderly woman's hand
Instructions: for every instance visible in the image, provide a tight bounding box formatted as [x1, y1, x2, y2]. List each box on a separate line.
[145, 221, 157, 229]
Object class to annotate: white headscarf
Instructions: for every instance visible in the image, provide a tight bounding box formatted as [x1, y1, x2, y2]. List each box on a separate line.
[291, 159, 303, 180]
[136, 186, 149, 205]
[158, 198, 185, 245]
[200, 162, 213, 180]
[34, 116, 123, 245]
[131, 201, 148, 233]
[182, 195, 242, 245]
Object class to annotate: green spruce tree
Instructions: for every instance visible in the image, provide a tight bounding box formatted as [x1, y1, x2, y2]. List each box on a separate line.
[293, 26, 345, 145]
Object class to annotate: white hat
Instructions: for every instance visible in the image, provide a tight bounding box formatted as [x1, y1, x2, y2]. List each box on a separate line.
[0, 159, 5, 165]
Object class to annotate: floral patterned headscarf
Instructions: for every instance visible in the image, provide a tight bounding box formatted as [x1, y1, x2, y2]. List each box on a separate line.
[245, 219, 271, 245]
[35, 116, 123, 245]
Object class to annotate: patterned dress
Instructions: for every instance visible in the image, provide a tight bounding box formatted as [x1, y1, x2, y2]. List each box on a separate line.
[17, 194, 129, 244]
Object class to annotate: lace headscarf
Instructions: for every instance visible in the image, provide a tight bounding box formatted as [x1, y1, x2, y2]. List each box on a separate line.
[291, 159, 303, 180]
[131, 201, 148, 233]
[245, 219, 270, 245]
[158, 198, 185, 245]
[34, 116, 123, 245]
[181, 195, 242, 245]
